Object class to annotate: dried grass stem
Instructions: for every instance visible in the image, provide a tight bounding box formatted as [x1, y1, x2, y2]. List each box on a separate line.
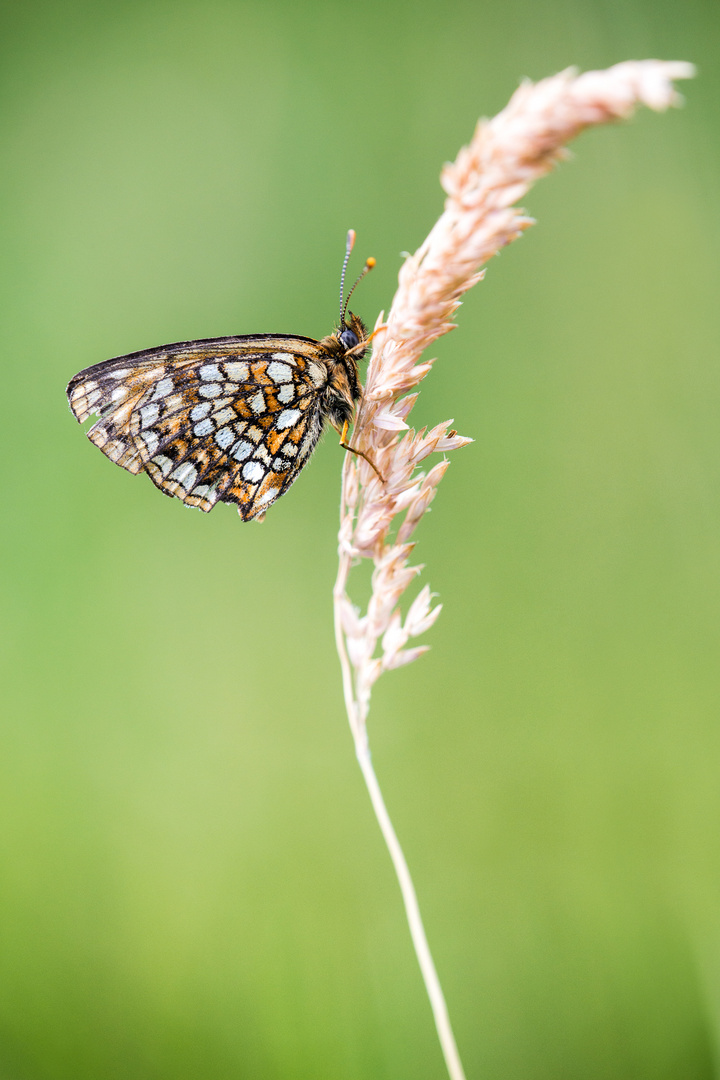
[333, 59, 694, 1080]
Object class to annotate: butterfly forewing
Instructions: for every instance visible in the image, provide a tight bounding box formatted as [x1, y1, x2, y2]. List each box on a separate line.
[67, 335, 331, 520]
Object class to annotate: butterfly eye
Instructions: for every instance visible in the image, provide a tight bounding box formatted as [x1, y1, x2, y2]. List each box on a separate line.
[339, 327, 359, 351]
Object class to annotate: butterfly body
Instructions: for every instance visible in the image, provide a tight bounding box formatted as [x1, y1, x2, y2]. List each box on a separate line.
[66, 312, 368, 521]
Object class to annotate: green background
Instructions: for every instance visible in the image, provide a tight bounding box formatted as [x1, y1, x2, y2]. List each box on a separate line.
[1, 1, 719, 1077]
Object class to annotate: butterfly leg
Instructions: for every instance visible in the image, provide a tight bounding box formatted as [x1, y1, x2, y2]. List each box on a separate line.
[339, 420, 385, 483]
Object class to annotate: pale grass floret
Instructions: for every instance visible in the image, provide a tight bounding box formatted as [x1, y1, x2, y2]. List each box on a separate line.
[333, 60, 694, 1080]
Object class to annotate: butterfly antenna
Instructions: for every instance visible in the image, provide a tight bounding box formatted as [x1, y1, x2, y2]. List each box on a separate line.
[340, 237, 376, 325]
[339, 229, 356, 325]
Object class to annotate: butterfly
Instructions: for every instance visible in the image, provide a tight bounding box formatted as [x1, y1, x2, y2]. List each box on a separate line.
[66, 233, 376, 521]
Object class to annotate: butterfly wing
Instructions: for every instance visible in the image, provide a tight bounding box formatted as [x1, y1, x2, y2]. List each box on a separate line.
[67, 335, 331, 520]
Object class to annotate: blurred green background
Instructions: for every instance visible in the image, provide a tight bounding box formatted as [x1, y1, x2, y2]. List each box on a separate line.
[1, 0, 719, 1077]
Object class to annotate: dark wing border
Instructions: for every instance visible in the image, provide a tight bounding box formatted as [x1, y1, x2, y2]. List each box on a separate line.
[66, 333, 321, 389]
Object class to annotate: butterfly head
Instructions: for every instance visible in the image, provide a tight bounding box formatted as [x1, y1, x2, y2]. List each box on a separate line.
[338, 311, 368, 360]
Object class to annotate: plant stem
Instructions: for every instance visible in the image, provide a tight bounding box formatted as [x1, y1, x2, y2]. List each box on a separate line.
[333, 534, 467, 1080]
[354, 742, 467, 1080]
